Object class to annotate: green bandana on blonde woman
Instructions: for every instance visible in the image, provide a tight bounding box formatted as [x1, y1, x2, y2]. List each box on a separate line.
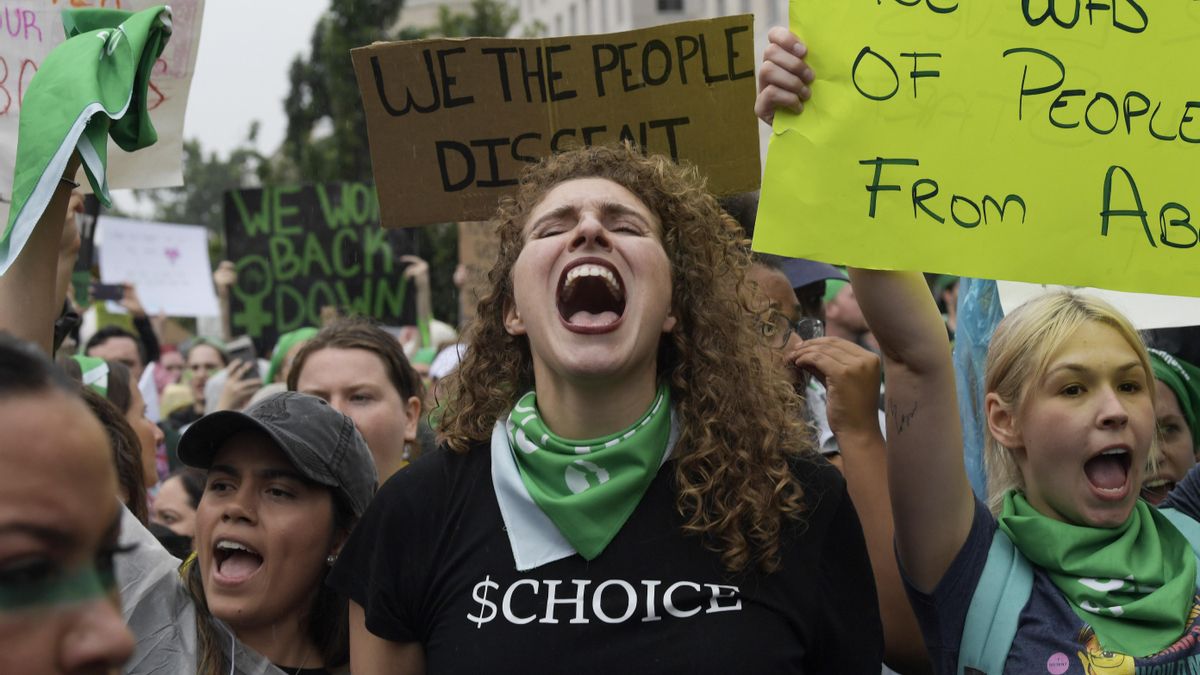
[999, 491, 1197, 656]
[506, 385, 671, 560]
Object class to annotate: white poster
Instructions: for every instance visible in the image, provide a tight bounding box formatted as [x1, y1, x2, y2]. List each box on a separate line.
[0, 0, 205, 225]
[998, 282, 1200, 331]
[98, 215, 219, 317]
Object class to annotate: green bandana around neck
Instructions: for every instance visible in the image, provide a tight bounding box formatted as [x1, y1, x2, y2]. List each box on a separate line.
[506, 384, 672, 560]
[998, 491, 1197, 656]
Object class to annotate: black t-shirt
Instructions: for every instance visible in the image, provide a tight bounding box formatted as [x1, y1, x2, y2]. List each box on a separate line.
[327, 442, 883, 674]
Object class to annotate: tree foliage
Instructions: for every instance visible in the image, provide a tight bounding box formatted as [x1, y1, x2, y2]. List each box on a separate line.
[279, 0, 518, 185]
[278, 0, 520, 324]
[281, 0, 404, 184]
[129, 124, 269, 234]
[435, 0, 519, 38]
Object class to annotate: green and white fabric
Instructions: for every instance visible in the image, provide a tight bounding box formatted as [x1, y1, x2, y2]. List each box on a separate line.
[998, 491, 1197, 656]
[1150, 348, 1200, 450]
[492, 388, 678, 571]
[71, 355, 109, 397]
[0, 6, 171, 276]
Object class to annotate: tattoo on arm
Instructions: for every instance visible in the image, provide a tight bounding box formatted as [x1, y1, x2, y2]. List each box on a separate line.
[889, 400, 918, 435]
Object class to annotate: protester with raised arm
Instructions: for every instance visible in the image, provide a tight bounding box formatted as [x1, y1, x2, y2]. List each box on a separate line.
[759, 26, 1200, 674]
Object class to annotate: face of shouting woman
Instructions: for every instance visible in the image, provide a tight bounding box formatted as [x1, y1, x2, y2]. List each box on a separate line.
[505, 178, 676, 392]
[994, 322, 1155, 528]
[194, 432, 339, 635]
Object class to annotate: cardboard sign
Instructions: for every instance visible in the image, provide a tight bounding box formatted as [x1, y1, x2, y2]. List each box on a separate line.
[353, 15, 761, 228]
[0, 0, 205, 226]
[755, 1, 1200, 297]
[457, 220, 499, 323]
[223, 182, 418, 353]
[98, 215, 219, 317]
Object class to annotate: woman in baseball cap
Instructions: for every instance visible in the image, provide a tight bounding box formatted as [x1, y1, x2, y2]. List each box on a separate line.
[178, 391, 377, 675]
[117, 391, 377, 675]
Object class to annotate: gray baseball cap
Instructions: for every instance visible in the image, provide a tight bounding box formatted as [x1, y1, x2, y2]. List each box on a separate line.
[178, 391, 378, 517]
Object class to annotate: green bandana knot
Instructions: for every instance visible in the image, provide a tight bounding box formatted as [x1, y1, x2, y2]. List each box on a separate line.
[999, 491, 1197, 656]
[506, 385, 672, 560]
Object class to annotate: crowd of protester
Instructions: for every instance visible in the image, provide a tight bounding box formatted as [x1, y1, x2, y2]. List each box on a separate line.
[5, 14, 1200, 675]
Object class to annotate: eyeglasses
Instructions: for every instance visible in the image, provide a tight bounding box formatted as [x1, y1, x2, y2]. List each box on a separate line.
[761, 312, 824, 349]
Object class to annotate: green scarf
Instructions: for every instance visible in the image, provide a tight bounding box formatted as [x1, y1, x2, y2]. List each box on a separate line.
[506, 385, 671, 560]
[1, 6, 171, 275]
[999, 491, 1197, 656]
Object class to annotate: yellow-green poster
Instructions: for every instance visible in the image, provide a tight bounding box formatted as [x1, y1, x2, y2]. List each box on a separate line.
[756, 1, 1200, 297]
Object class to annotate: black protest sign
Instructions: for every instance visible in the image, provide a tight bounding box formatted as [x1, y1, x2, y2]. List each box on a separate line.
[223, 183, 418, 353]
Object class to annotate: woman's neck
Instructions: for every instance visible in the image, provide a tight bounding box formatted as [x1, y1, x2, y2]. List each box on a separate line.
[231, 615, 322, 671]
[530, 364, 659, 439]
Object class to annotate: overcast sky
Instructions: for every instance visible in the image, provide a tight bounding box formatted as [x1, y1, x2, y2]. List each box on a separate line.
[182, 0, 331, 159]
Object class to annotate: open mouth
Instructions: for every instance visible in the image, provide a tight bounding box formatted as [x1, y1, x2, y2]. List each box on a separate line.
[212, 539, 263, 584]
[1141, 477, 1177, 505]
[557, 259, 626, 333]
[1083, 447, 1133, 498]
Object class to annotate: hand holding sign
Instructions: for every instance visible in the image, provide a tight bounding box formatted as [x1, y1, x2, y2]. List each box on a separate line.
[754, 27, 814, 125]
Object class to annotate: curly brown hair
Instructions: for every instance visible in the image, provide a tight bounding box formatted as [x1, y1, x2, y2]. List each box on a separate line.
[439, 144, 812, 573]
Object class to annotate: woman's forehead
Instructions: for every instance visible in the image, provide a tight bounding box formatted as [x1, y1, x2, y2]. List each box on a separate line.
[527, 177, 658, 226]
[188, 344, 223, 364]
[0, 396, 115, 535]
